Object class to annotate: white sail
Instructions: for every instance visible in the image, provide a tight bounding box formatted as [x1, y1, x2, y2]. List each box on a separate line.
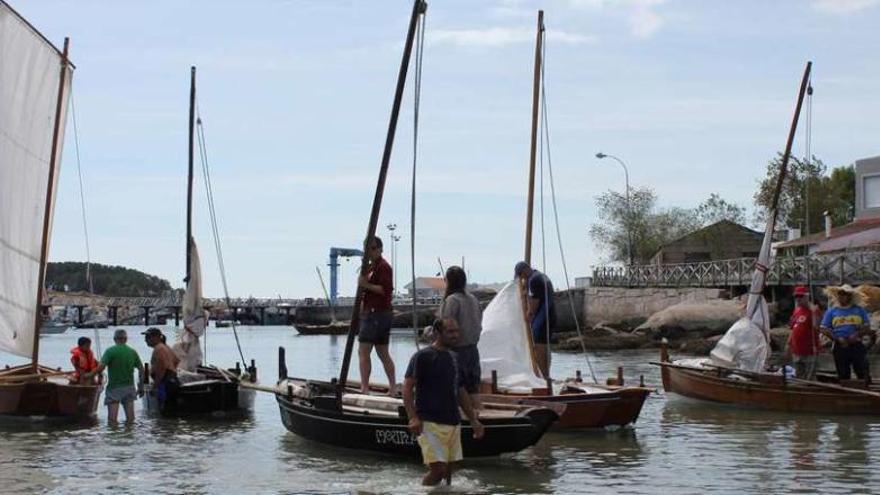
[710, 212, 773, 371]
[174, 238, 206, 371]
[0, 3, 72, 358]
[478, 281, 546, 392]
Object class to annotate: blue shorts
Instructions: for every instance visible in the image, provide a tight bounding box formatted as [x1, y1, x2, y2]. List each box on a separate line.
[358, 310, 393, 345]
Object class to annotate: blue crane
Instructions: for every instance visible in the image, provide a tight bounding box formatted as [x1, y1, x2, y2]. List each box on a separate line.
[328, 247, 364, 304]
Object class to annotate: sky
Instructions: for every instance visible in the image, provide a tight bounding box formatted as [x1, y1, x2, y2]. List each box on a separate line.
[13, 0, 880, 298]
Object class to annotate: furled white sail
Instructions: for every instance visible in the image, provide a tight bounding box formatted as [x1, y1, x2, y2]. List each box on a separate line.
[478, 281, 546, 392]
[710, 213, 773, 372]
[174, 238, 206, 371]
[0, 3, 72, 358]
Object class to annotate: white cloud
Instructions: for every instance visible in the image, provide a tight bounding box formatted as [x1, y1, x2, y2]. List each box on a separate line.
[567, 0, 669, 38]
[813, 0, 880, 14]
[431, 27, 594, 47]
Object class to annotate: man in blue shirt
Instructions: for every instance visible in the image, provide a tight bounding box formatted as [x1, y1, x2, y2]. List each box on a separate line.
[403, 318, 484, 486]
[514, 261, 556, 378]
[819, 285, 873, 380]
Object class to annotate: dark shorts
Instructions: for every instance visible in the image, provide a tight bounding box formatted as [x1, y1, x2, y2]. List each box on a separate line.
[531, 306, 557, 344]
[358, 310, 392, 345]
[454, 345, 481, 394]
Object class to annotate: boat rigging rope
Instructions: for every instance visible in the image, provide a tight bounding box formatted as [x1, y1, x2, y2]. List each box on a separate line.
[70, 89, 101, 354]
[538, 32, 598, 384]
[804, 77, 813, 299]
[409, 8, 427, 349]
[195, 109, 248, 370]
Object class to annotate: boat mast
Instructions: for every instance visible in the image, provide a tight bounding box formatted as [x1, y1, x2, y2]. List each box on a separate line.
[524, 10, 544, 264]
[187, 66, 196, 283]
[31, 37, 71, 368]
[771, 62, 812, 220]
[338, 0, 427, 393]
[520, 12, 546, 380]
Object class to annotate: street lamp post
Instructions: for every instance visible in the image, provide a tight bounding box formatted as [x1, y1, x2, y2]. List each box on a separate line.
[386, 223, 399, 295]
[596, 152, 633, 266]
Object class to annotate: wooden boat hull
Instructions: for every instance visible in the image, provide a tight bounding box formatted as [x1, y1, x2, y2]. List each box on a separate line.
[275, 385, 559, 458]
[658, 361, 880, 415]
[0, 380, 100, 418]
[483, 386, 650, 428]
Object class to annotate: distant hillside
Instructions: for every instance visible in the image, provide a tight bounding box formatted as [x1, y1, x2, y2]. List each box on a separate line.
[47, 262, 173, 297]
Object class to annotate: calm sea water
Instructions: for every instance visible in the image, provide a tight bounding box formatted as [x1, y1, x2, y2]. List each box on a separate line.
[1, 326, 879, 494]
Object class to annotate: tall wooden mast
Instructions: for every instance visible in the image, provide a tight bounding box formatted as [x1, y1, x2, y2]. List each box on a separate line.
[338, 0, 427, 392]
[186, 66, 196, 283]
[31, 37, 71, 367]
[524, 10, 544, 265]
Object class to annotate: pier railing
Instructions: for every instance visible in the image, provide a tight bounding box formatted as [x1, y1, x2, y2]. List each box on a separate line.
[592, 249, 880, 288]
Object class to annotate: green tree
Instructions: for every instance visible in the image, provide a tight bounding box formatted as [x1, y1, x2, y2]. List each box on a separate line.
[590, 187, 702, 264]
[753, 154, 854, 232]
[694, 193, 747, 226]
[46, 262, 173, 296]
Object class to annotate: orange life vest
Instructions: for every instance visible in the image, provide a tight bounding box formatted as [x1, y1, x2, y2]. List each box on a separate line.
[70, 346, 98, 382]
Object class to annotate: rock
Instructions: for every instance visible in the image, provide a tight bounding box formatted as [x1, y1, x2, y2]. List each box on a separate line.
[554, 327, 648, 351]
[636, 299, 743, 341]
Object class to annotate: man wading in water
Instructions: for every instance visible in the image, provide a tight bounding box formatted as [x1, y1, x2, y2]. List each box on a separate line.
[403, 318, 484, 486]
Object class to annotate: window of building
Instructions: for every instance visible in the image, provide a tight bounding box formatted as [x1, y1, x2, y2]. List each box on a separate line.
[864, 175, 880, 209]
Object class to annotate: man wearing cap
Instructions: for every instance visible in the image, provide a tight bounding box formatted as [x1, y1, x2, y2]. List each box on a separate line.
[787, 286, 821, 380]
[85, 329, 145, 424]
[820, 285, 873, 380]
[514, 261, 556, 378]
[143, 327, 181, 411]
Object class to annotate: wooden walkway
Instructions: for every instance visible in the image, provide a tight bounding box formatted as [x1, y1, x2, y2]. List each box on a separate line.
[592, 249, 880, 288]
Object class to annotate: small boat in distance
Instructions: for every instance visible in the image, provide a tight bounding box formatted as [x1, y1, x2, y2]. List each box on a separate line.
[293, 321, 350, 335]
[40, 321, 71, 335]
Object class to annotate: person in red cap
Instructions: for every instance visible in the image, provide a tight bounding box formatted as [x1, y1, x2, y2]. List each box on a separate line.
[787, 286, 821, 379]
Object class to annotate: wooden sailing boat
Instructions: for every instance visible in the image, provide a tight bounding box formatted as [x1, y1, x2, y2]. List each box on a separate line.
[141, 67, 256, 416]
[0, 1, 101, 418]
[478, 10, 650, 429]
[292, 268, 350, 335]
[275, 0, 562, 457]
[649, 62, 880, 413]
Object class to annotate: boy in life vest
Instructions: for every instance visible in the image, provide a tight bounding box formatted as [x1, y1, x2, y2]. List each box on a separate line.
[70, 336, 99, 384]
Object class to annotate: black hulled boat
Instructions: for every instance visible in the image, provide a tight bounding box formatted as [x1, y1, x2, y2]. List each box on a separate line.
[275, 349, 561, 458]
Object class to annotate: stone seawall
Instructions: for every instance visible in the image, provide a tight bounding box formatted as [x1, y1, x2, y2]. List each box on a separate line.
[580, 287, 727, 330]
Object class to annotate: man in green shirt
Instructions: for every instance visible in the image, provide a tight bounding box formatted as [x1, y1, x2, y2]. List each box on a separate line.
[85, 329, 145, 424]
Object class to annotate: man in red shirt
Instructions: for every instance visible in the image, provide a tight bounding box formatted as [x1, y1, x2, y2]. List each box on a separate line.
[357, 236, 396, 395]
[788, 286, 821, 380]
